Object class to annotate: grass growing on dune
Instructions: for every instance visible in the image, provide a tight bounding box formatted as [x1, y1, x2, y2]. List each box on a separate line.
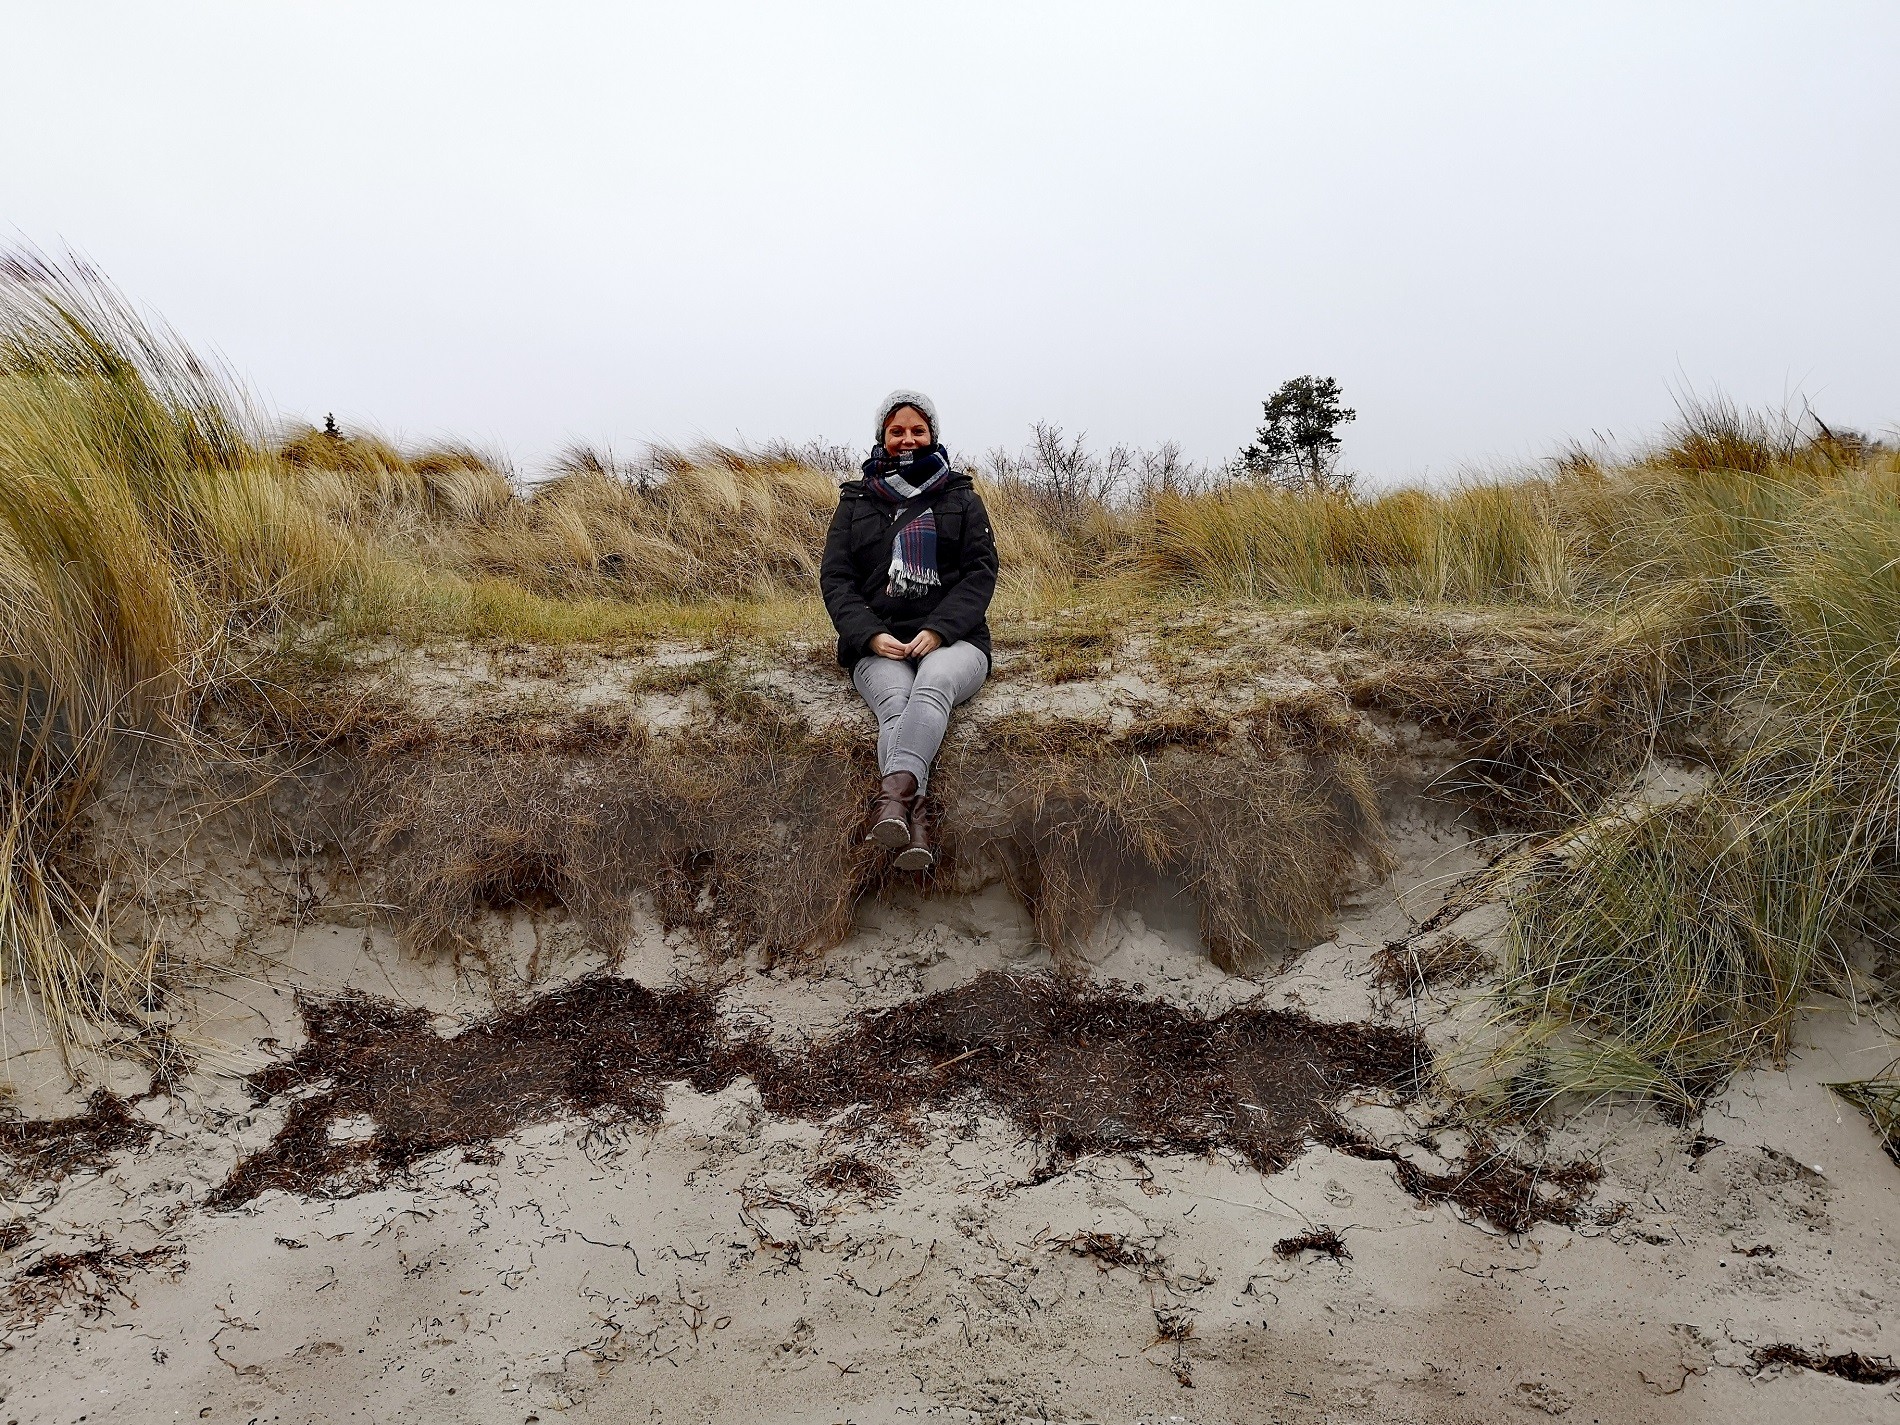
[0, 252, 356, 1049]
[1138, 481, 1572, 605]
[4, 247, 1900, 1113]
[1496, 449, 1900, 1106]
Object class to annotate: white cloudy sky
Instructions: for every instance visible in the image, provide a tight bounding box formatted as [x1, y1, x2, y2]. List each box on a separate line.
[5, 2, 1896, 481]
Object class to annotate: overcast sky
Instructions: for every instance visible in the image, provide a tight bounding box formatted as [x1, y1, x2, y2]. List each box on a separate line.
[5, 2, 1896, 482]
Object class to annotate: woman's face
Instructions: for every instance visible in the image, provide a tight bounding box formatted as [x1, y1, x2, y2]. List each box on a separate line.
[883, 406, 933, 454]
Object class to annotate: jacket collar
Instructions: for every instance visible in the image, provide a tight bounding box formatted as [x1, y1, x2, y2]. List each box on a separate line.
[841, 470, 971, 501]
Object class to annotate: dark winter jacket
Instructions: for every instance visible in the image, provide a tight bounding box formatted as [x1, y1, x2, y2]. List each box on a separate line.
[819, 469, 998, 669]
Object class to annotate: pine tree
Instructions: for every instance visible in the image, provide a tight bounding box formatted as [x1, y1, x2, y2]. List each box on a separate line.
[1239, 377, 1356, 493]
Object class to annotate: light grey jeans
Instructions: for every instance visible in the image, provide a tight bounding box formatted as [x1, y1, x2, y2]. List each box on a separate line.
[851, 641, 989, 794]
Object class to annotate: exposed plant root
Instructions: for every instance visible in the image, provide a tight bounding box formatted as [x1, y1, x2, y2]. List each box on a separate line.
[939, 705, 1388, 972]
[354, 681, 883, 964]
[323, 674, 1392, 971]
[1346, 636, 1674, 827]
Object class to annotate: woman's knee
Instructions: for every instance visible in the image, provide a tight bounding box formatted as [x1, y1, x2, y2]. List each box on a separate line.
[853, 665, 914, 721]
[861, 683, 911, 721]
[914, 648, 987, 706]
[904, 683, 956, 720]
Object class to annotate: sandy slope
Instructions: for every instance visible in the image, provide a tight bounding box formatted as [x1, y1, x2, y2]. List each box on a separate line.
[4, 820, 1898, 1423]
[4, 635, 1900, 1423]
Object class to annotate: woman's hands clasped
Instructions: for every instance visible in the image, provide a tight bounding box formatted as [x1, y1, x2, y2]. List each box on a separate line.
[871, 630, 943, 660]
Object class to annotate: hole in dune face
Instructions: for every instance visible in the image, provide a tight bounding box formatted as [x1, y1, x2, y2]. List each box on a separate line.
[467, 855, 567, 914]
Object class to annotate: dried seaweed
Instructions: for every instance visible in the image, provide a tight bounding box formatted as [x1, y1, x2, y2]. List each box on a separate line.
[1050, 1231, 1163, 1276]
[209, 971, 1598, 1234]
[807, 1155, 897, 1200]
[1273, 1226, 1351, 1260]
[0, 1089, 155, 1196]
[214, 972, 1423, 1205]
[1318, 1116, 1602, 1234]
[208, 978, 726, 1207]
[1750, 1344, 1900, 1385]
[1, 1241, 185, 1331]
[1371, 935, 1490, 995]
[753, 972, 1423, 1173]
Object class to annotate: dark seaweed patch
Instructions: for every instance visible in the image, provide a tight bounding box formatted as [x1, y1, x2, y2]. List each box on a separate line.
[807, 1155, 897, 1200]
[1, 1242, 185, 1331]
[1318, 1116, 1602, 1234]
[1274, 1226, 1351, 1260]
[208, 979, 725, 1207]
[1371, 935, 1490, 995]
[0, 1090, 156, 1195]
[210, 971, 1592, 1233]
[1750, 1344, 1900, 1385]
[753, 972, 1426, 1175]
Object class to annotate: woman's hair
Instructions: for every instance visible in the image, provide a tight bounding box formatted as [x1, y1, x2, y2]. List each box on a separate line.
[876, 388, 939, 445]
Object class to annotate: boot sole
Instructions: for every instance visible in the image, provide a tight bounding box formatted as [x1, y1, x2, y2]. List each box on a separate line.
[870, 815, 911, 849]
[893, 846, 936, 872]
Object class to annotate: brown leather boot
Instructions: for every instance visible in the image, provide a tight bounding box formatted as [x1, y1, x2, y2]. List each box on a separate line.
[867, 771, 917, 849]
[894, 791, 935, 872]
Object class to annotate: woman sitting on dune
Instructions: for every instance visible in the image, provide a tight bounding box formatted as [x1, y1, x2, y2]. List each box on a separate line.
[820, 390, 999, 873]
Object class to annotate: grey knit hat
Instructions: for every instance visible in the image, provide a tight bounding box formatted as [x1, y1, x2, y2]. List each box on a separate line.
[875, 389, 938, 447]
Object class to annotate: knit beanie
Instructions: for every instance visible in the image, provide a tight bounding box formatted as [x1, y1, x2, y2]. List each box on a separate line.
[876, 389, 939, 448]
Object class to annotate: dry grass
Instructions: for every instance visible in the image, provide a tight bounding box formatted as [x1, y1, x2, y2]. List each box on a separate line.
[279, 426, 1072, 629]
[1138, 481, 1572, 605]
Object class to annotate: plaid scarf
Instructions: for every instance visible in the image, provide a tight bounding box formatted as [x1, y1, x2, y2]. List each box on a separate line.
[861, 446, 954, 598]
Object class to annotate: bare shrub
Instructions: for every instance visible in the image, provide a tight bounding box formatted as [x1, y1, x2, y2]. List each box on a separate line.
[984, 423, 1218, 517]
